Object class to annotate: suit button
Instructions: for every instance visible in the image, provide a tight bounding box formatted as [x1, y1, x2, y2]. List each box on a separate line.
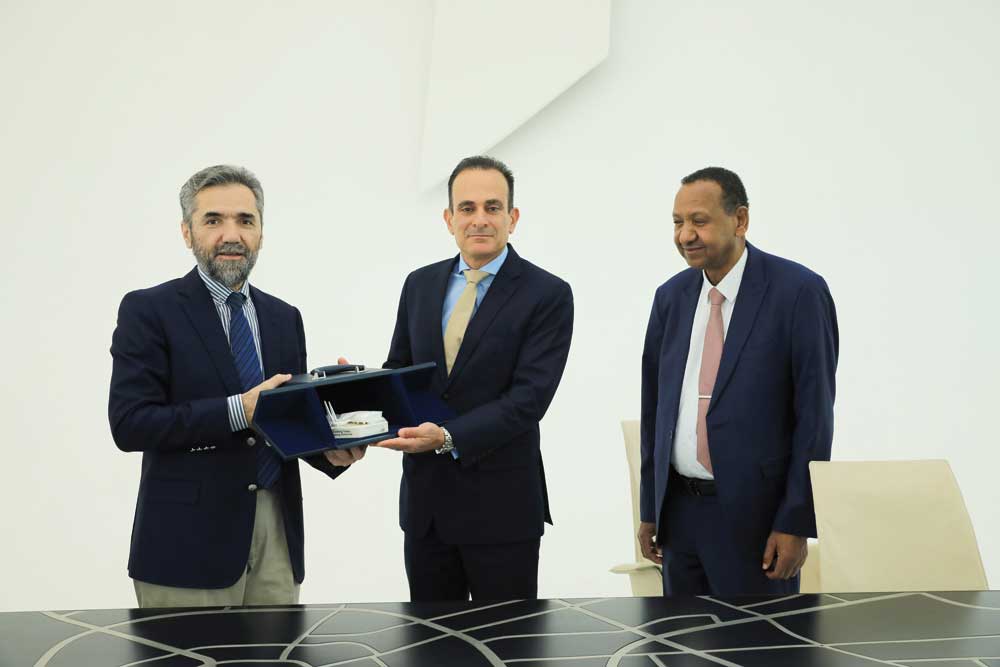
[246, 436, 256, 447]
[247, 484, 258, 492]
[442, 393, 450, 400]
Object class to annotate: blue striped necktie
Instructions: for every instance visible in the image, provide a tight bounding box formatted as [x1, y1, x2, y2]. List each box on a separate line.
[226, 292, 281, 489]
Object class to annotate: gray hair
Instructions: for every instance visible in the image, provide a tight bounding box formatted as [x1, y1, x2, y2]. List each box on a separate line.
[179, 164, 264, 225]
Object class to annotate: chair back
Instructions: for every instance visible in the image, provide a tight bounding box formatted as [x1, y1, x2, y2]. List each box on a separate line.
[810, 459, 987, 592]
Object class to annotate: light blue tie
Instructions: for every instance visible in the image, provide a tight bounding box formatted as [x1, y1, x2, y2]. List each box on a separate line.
[226, 292, 281, 488]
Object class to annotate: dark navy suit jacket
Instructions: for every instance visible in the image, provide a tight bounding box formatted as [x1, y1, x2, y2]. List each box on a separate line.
[109, 268, 343, 588]
[640, 243, 838, 546]
[384, 245, 573, 545]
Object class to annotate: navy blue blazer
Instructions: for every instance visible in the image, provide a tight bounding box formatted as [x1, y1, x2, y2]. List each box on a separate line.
[640, 243, 838, 544]
[385, 245, 574, 545]
[109, 268, 343, 588]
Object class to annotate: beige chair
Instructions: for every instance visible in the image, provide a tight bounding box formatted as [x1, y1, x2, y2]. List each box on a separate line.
[809, 459, 988, 592]
[610, 420, 663, 596]
[799, 539, 821, 593]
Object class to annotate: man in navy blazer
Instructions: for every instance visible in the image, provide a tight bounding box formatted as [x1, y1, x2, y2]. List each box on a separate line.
[638, 167, 838, 595]
[376, 156, 574, 601]
[109, 165, 362, 607]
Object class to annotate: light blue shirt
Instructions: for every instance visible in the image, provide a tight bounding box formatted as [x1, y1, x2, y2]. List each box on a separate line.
[439, 245, 508, 459]
[441, 245, 509, 334]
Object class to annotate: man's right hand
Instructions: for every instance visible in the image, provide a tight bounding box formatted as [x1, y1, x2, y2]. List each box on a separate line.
[242, 373, 292, 423]
[638, 521, 663, 565]
[324, 446, 367, 467]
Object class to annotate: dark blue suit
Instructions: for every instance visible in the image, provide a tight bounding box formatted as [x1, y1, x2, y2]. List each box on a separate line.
[640, 243, 838, 595]
[385, 245, 573, 600]
[109, 268, 343, 589]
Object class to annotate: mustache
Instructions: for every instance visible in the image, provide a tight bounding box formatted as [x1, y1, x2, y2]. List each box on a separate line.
[214, 242, 248, 257]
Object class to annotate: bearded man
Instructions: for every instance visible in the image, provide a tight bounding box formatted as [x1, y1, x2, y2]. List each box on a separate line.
[108, 165, 361, 607]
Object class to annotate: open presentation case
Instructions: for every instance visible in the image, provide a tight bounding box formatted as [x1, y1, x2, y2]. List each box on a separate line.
[252, 362, 454, 459]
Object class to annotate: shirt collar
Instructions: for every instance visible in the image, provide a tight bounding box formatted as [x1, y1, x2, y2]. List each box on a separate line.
[196, 266, 251, 305]
[701, 244, 748, 304]
[456, 244, 509, 277]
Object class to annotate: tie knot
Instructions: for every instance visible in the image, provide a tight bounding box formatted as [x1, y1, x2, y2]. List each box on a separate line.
[463, 269, 489, 285]
[708, 287, 725, 307]
[226, 292, 246, 309]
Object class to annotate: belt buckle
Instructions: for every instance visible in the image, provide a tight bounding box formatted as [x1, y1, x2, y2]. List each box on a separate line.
[688, 478, 702, 496]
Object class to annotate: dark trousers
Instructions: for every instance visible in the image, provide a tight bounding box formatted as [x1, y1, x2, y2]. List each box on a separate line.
[661, 482, 799, 597]
[404, 523, 540, 602]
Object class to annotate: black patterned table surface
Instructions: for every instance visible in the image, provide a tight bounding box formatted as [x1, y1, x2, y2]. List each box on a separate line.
[3, 591, 1000, 666]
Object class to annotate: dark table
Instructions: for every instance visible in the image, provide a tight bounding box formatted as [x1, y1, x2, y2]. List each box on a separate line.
[3, 591, 1000, 666]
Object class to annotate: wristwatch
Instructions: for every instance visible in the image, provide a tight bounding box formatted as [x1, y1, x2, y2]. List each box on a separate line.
[435, 427, 454, 455]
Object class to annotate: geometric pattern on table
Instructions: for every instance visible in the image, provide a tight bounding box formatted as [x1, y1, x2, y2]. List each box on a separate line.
[6, 591, 1000, 666]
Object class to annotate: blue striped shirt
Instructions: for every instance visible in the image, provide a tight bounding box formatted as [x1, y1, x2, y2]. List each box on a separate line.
[196, 267, 262, 432]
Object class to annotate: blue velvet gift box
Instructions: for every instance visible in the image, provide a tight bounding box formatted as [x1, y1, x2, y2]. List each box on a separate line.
[252, 362, 454, 459]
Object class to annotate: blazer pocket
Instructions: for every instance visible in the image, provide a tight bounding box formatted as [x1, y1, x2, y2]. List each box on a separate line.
[759, 454, 791, 479]
[477, 458, 534, 472]
[742, 336, 779, 357]
[146, 477, 200, 505]
[476, 446, 537, 471]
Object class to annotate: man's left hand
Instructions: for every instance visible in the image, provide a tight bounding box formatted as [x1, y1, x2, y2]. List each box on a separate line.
[762, 530, 808, 580]
[375, 422, 445, 454]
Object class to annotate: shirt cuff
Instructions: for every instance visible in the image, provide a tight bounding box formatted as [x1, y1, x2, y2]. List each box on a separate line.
[451, 448, 460, 460]
[228, 394, 250, 432]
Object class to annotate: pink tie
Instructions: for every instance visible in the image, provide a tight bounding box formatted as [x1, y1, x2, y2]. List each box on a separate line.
[697, 287, 725, 473]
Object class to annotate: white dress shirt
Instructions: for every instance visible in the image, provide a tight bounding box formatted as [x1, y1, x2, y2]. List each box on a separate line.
[672, 246, 749, 479]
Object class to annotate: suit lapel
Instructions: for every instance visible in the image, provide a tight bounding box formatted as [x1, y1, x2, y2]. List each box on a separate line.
[251, 287, 281, 377]
[668, 271, 703, 402]
[709, 244, 768, 412]
[177, 268, 242, 396]
[445, 246, 523, 388]
[424, 259, 454, 386]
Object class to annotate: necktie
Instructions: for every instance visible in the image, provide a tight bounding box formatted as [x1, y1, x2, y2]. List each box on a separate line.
[697, 287, 725, 473]
[226, 292, 281, 489]
[443, 269, 488, 374]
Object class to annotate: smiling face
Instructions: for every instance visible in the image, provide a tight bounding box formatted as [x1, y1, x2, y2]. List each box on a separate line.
[181, 183, 262, 290]
[444, 168, 519, 269]
[672, 179, 748, 284]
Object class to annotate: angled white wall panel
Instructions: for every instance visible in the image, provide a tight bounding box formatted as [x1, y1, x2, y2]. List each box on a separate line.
[419, 0, 611, 188]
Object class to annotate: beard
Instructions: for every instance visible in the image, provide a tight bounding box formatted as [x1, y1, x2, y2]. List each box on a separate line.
[192, 239, 259, 290]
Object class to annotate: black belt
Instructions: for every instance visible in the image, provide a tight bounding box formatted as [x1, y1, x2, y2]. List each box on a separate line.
[669, 467, 717, 496]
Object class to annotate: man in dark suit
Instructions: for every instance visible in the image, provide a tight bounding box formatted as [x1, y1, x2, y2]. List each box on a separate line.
[375, 155, 574, 601]
[109, 165, 363, 607]
[638, 167, 838, 596]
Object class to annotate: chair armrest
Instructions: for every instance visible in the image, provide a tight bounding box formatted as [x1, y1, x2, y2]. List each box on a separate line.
[610, 560, 663, 575]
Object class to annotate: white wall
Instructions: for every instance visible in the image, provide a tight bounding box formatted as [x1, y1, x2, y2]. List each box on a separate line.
[1, 0, 998, 611]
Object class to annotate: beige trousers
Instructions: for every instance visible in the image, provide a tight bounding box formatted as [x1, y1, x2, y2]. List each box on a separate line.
[133, 489, 300, 607]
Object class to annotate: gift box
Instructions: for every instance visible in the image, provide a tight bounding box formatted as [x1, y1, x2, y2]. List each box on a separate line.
[252, 362, 453, 459]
